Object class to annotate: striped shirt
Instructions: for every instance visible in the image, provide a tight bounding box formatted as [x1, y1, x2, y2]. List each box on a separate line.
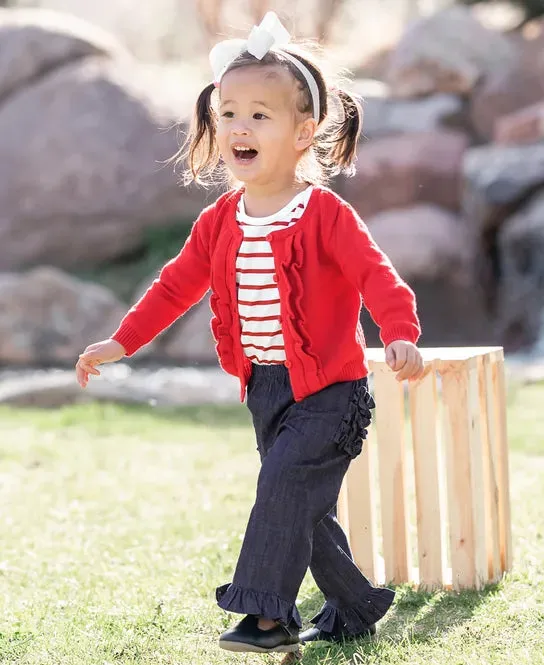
[236, 186, 313, 365]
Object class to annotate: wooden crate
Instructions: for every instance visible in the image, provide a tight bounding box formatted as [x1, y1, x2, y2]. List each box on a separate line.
[337, 347, 512, 591]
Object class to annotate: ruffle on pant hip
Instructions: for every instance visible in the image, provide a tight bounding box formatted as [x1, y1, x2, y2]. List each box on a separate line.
[216, 583, 302, 629]
[333, 378, 375, 459]
[311, 586, 395, 636]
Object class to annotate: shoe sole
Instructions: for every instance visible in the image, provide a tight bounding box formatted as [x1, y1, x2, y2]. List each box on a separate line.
[300, 632, 376, 645]
[219, 640, 300, 653]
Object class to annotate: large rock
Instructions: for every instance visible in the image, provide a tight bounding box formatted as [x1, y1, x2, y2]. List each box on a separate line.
[0, 8, 124, 101]
[342, 132, 468, 219]
[0, 12, 209, 271]
[495, 102, 544, 145]
[367, 205, 473, 283]
[463, 143, 544, 233]
[358, 89, 465, 139]
[385, 7, 516, 98]
[0, 266, 127, 365]
[496, 191, 544, 351]
[470, 21, 544, 141]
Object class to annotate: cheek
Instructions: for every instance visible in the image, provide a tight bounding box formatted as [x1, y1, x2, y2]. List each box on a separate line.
[259, 124, 294, 153]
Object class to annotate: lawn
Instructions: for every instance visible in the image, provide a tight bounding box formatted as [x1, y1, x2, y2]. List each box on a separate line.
[0, 383, 543, 665]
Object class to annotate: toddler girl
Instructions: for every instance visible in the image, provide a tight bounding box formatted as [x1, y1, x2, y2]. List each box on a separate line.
[76, 12, 424, 655]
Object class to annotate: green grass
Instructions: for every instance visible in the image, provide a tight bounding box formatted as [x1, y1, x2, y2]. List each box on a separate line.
[0, 385, 543, 665]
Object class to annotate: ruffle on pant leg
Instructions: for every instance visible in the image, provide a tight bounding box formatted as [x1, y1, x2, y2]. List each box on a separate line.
[216, 583, 302, 629]
[310, 586, 395, 636]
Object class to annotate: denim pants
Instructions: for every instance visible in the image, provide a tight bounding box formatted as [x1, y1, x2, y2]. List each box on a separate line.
[216, 364, 395, 635]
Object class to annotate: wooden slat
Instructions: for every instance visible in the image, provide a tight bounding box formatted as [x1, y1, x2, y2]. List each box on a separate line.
[489, 350, 513, 573]
[409, 366, 447, 589]
[440, 358, 487, 590]
[373, 365, 411, 584]
[480, 354, 502, 582]
[344, 426, 378, 582]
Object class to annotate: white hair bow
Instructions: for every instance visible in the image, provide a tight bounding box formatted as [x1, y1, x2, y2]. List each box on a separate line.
[210, 12, 290, 83]
[209, 11, 320, 122]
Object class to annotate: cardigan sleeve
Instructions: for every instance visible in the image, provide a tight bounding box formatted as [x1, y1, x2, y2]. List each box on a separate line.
[111, 206, 213, 356]
[332, 201, 421, 346]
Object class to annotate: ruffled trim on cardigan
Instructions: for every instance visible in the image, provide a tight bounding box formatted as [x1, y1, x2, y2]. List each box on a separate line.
[281, 234, 323, 379]
[216, 583, 302, 629]
[311, 586, 395, 636]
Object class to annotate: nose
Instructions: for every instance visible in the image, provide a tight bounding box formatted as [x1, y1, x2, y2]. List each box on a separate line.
[231, 121, 250, 136]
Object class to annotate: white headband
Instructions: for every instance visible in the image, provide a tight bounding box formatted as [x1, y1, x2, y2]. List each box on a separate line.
[209, 12, 321, 122]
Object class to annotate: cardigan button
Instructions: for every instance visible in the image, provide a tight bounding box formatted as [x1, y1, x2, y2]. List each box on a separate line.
[272, 274, 278, 283]
[285, 360, 292, 369]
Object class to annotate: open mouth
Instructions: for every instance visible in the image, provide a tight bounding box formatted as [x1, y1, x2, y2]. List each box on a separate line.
[232, 145, 258, 163]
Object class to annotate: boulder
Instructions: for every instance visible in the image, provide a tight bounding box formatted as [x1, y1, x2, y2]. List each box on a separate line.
[462, 143, 544, 233]
[385, 6, 517, 98]
[359, 91, 465, 139]
[494, 102, 544, 145]
[496, 191, 544, 351]
[342, 131, 468, 219]
[469, 22, 544, 141]
[0, 13, 209, 271]
[0, 266, 127, 365]
[366, 205, 473, 284]
[0, 7, 124, 101]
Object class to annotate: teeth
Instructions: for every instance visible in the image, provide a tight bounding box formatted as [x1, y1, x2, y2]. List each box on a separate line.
[233, 146, 253, 151]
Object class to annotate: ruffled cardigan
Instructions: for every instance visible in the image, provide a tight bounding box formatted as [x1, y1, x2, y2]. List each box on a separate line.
[112, 187, 421, 402]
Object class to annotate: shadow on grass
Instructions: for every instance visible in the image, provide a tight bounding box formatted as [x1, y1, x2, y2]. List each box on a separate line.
[0, 631, 36, 664]
[294, 582, 502, 663]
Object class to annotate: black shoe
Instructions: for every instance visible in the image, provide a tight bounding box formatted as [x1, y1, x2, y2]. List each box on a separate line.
[219, 614, 300, 653]
[299, 623, 376, 644]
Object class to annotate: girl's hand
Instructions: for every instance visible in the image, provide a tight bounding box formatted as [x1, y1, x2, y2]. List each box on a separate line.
[76, 339, 126, 388]
[385, 340, 424, 382]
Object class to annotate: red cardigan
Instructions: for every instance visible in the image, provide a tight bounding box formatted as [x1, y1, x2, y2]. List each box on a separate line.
[112, 187, 421, 402]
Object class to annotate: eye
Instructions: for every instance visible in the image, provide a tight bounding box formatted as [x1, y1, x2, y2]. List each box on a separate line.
[253, 113, 268, 120]
[221, 111, 234, 118]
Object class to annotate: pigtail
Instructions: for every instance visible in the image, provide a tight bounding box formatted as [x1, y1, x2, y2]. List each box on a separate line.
[178, 82, 221, 186]
[327, 88, 362, 177]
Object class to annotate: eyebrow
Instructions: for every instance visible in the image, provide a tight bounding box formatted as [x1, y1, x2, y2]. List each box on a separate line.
[220, 99, 275, 110]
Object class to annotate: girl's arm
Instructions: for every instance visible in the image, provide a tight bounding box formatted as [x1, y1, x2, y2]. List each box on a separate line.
[111, 208, 213, 356]
[331, 201, 421, 347]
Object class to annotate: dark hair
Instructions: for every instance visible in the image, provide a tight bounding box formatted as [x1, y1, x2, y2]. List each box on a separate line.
[177, 43, 362, 188]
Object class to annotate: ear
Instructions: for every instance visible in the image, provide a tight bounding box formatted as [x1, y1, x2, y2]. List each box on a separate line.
[294, 117, 317, 152]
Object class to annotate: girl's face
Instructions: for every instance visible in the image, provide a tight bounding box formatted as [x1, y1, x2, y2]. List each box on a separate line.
[217, 65, 315, 188]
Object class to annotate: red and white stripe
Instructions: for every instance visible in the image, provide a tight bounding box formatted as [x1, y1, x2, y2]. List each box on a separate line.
[236, 187, 313, 364]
